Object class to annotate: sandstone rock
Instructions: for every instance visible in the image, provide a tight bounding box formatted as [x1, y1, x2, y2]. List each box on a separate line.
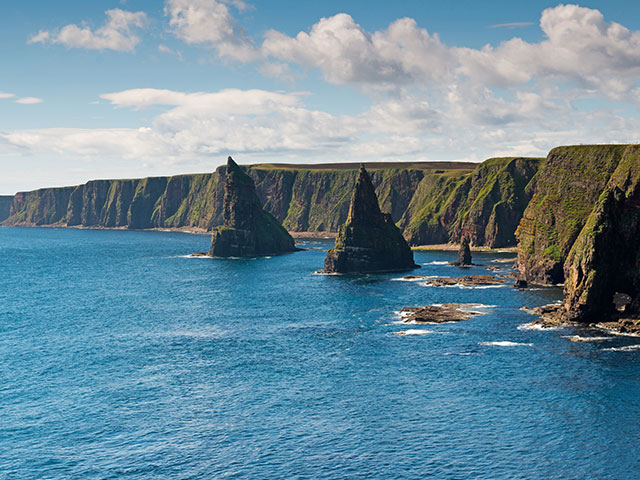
[207, 157, 296, 257]
[323, 165, 418, 273]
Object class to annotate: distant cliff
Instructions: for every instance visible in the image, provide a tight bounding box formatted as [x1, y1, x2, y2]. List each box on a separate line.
[2, 158, 541, 247]
[0, 196, 12, 222]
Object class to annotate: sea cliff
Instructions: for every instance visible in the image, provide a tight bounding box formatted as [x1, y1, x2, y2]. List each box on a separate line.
[2, 158, 541, 247]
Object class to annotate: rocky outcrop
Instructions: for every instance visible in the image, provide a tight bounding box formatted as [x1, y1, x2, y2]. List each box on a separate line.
[1, 159, 539, 248]
[424, 275, 506, 287]
[323, 165, 418, 273]
[398, 304, 483, 324]
[450, 237, 472, 266]
[208, 157, 296, 257]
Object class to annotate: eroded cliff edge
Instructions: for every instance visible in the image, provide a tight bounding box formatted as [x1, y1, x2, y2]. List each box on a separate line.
[1, 158, 541, 247]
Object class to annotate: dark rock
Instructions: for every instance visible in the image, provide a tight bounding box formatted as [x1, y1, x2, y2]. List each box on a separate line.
[323, 165, 418, 273]
[399, 304, 483, 324]
[450, 237, 472, 266]
[425, 275, 506, 287]
[208, 157, 296, 257]
[513, 279, 528, 289]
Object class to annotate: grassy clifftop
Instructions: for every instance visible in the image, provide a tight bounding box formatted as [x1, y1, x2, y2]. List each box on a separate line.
[2, 159, 541, 247]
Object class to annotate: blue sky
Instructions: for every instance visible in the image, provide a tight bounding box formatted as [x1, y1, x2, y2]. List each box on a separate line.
[1, 0, 639, 193]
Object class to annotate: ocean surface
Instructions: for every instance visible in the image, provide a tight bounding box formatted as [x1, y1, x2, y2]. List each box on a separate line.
[1, 227, 640, 479]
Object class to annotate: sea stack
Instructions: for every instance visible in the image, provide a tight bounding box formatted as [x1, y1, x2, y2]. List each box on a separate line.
[450, 237, 472, 266]
[208, 157, 296, 257]
[323, 165, 418, 273]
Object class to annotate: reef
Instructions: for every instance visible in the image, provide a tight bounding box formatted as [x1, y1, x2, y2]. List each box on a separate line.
[207, 157, 297, 257]
[424, 275, 506, 287]
[399, 304, 484, 324]
[323, 165, 418, 273]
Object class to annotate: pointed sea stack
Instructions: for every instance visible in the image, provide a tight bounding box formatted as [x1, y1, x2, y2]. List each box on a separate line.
[323, 165, 418, 273]
[450, 237, 473, 266]
[208, 157, 296, 257]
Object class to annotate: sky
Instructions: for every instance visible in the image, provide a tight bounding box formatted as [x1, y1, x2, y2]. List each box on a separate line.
[1, 1, 639, 194]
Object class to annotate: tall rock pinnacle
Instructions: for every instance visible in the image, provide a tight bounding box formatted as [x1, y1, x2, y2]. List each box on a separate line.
[323, 165, 418, 273]
[208, 156, 296, 257]
[450, 237, 472, 266]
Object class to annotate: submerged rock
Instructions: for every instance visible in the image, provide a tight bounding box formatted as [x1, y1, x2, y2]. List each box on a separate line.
[207, 157, 296, 257]
[450, 237, 473, 266]
[399, 304, 483, 324]
[425, 275, 506, 287]
[323, 165, 418, 273]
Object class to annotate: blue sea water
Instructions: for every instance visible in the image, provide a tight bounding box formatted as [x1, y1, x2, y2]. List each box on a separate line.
[1, 227, 640, 479]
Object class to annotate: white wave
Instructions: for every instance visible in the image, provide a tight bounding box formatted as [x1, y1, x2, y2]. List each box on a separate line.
[563, 335, 613, 342]
[423, 261, 450, 265]
[177, 254, 211, 259]
[603, 344, 640, 352]
[595, 324, 640, 338]
[479, 341, 533, 347]
[390, 275, 436, 282]
[395, 329, 436, 336]
[517, 322, 561, 331]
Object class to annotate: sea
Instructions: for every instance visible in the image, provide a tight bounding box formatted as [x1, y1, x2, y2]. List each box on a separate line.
[1, 227, 640, 479]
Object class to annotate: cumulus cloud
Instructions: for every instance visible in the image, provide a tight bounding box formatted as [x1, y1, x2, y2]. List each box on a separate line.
[263, 14, 451, 88]
[15, 97, 43, 104]
[164, 0, 258, 61]
[28, 9, 147, 52]
[262, 4, 640, 103]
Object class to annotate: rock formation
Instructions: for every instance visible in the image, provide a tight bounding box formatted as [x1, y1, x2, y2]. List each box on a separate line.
[208, 157, 296, 257]
[323, 165, 418, 273]
[516, 144, 640, 332]
[450, 237, 472, 266]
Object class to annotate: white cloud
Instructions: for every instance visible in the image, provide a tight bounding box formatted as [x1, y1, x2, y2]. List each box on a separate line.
[0, 92, 15, 99]
[262, 5, 640, 103]
[15, 97, 43, 104]
[262, 14, 452, 88]
[28, 9, 147, 52]
[164, 0, 258, 61]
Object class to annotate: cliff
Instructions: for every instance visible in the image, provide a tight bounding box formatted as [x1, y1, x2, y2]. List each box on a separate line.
[208, 157, 295, 257]
[323, 165, 417, 273]
[1, 158, 540, 247]
[0, 196, 13, 222]
[516, 145, 634, 285]
[399, 157, 542, 247]
[561, 146, 640, 322]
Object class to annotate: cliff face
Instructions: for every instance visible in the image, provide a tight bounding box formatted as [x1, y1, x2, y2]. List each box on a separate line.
[1, 159, 540, 247]
[400, 157, 542, 247]
[209, 158, 295, 257]
[561, 146, 640, 321]
[323, 165, 417, 273]
[0, 196, 13, 222]
[516, 145, 632, 285]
